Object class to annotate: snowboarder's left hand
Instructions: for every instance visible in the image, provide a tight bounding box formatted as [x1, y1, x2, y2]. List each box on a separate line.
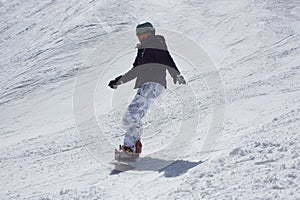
[173, 75, 186, 85]
[108, 75, 123, 89]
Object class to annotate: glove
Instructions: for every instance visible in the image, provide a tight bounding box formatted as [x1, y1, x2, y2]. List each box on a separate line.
[108, 75, 123, 89]
[173, 74, 186, 84]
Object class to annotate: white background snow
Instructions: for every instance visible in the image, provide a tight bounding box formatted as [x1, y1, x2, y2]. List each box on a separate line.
[0, 0, 299, 199]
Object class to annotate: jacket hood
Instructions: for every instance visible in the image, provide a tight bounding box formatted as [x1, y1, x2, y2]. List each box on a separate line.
[137, 35, 168, 51]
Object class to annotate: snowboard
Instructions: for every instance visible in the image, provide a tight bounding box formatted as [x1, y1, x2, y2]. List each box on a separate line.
[110, 148, 140, 172]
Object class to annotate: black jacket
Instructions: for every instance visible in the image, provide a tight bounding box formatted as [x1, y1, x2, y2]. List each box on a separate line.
[119, 35, 180, 88]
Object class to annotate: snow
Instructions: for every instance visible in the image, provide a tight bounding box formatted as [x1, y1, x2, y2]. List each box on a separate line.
[1, 0, 300, 199]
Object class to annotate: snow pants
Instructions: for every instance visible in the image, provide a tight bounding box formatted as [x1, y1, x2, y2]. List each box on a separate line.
[122, 82, 165, 148]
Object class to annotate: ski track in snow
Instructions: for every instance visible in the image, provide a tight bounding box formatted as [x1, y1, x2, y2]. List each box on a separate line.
[1, 0, 300, 199]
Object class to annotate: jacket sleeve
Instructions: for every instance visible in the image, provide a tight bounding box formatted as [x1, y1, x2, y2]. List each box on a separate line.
[119, 57, 138, 84]
[155, 49, 180, 77]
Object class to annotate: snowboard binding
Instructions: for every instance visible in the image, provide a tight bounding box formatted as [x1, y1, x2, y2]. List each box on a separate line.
[115, 140, 142, 162]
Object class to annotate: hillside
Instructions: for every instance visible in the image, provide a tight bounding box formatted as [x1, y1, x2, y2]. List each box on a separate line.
[1, 0, 299, 199]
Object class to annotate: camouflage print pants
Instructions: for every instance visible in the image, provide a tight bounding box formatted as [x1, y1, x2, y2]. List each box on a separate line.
[122, 82, 165, 148]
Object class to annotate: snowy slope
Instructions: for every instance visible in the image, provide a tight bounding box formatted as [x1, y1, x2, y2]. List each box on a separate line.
[1, 0, 300, 199]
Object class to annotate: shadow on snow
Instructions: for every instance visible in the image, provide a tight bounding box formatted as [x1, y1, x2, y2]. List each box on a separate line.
[110, 157, 203, 177]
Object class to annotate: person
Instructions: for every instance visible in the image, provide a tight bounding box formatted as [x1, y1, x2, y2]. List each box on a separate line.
[108, 22, 186, 156]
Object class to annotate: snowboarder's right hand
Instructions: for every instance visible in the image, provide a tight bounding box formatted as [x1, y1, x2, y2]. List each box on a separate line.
[173, 74, 186, 85]
[108, 75, 123, 89]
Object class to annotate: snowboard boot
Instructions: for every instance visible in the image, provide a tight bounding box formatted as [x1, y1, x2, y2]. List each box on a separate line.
[116, 144, 140, 161]
[119, 145, 134, 153]
[135, 140, 142, 153]
[118, 140, 142, 154]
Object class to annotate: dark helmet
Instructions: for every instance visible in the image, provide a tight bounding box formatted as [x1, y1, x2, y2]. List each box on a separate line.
[136, 22, 155, 35]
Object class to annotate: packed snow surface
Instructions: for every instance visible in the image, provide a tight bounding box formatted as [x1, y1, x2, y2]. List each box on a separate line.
[1, 0, 299, 199]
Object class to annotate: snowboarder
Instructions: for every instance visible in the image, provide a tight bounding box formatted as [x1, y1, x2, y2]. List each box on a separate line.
[108, 22, 186, 157]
